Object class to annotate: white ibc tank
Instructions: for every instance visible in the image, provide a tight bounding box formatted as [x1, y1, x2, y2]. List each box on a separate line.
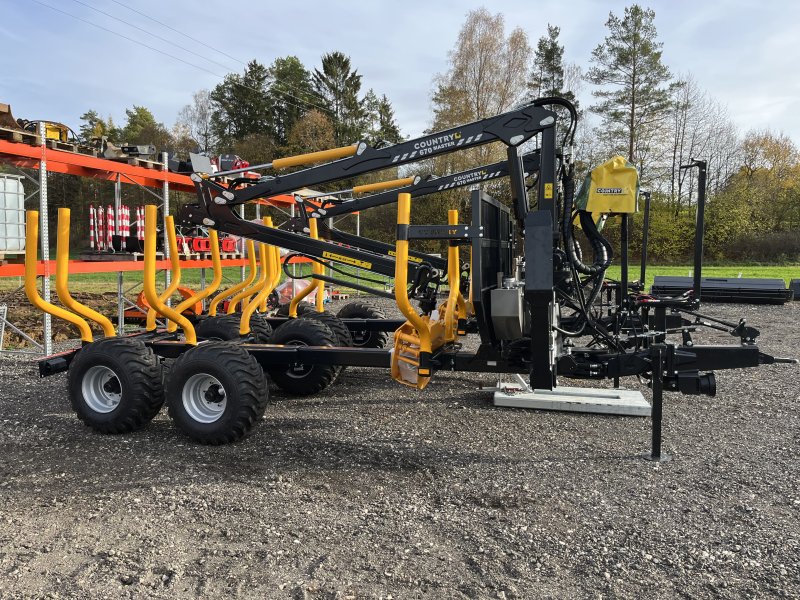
[0, 175, 25, 253]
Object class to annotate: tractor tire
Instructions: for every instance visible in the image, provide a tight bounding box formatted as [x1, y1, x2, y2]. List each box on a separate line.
[300, 311, 353, 347]
[300, 311, 353, 381]
[275, 303, 315, 317]
[267, 318, 338, 396]
[195, 313, 272, 343]
[337, 300, 390, 349]
[68, 337, 164, 434]
[165, 341, 268, 444]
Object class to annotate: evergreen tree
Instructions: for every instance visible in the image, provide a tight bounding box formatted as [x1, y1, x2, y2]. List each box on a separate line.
[529, 25, 577, 106]
[210, 60, 272, 151]
[312, 52, 365, 145]
[586, 5, 673, 165]
[265, 56, 316, 147]
[363, 90, 403, 145]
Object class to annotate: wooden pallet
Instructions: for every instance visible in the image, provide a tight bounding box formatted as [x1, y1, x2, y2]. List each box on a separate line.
[108, 156, 164, 170]
[0, 126, 40, 145]
[43, 139, 98, 156]
[78, 252, 136, 262]
[131, 252, 164, 262]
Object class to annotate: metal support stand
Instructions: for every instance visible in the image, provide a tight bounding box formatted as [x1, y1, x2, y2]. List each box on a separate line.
[643, 345, 670, 462]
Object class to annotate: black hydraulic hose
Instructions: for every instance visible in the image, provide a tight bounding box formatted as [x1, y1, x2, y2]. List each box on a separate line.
[579, 210, 614, 270]
[529, 97, 578, 147]
[562, 177, 600, 275]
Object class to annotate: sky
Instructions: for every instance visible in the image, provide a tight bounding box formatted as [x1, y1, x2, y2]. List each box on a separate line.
[2, 0, 800, 145]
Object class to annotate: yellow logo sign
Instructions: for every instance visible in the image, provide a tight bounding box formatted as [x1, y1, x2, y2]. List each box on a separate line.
[322, 251, 372, 269]
[388, 250, 423, 263]
[544, 183, 554, 199]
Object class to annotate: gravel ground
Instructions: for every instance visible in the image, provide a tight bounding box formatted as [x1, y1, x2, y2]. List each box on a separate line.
[0, 298, 798, 599]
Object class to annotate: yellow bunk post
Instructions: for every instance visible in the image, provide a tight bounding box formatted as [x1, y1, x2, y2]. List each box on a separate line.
[260, 221, 281, 312]
[288, 217, 324, 317]
[145, 215, 182, 331]
[142, 205, 196, 344]
[390, 193, 447, 390]
[166, 229, 222, 333]
[56, 208, 116, 338]
[443, 209, 461, 343]
[240, 220, 280, 335]
[24, 210, 94, 344]
[227, 241, 269, 314]
[207, 239, 257, 316]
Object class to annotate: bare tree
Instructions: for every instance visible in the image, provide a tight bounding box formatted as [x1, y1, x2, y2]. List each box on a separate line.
[177, 89, 217, 153]
[428, 6, 532, 209]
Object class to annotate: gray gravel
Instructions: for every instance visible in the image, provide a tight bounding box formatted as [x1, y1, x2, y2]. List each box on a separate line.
[0, 298, 798, 599]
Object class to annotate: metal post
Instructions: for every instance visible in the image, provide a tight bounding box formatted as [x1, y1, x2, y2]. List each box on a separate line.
[620, 214, 629, 308]
[356, 211, 361, 293]
[644, 345, 669, 462]
[114, 174, 121, 236]
[38, 123, 52, 355]
[162, 152, 171, 304]
[639, 191, 651, 287]
[290, 203, 297, 297]
[239, 205, 245, 282]
[115, 175, 123, 334]
[199, 268, 206, 311]
[692, 162, 707, 304]
[117, 271, 124, 335]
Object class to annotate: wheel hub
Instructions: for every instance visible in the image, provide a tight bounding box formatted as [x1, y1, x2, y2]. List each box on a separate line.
[82, 365, 123, 414]
[182, 373, 227, 424]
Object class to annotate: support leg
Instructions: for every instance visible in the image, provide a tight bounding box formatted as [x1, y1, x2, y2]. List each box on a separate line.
[644, 345, 670, 462]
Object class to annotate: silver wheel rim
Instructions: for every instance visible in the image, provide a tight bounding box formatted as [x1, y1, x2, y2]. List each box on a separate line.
[182, 373, 227, 424]
[82, 365, 122, 414]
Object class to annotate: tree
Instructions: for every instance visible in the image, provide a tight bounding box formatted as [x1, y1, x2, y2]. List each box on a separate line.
[120, 106, 171, 150]
[177, 89, 216, 153]
[78, 110, 122, 141]
[210, 60, 272, 151]
[529, 24, 577, 107]
[432, 8, 531, 128]
[265, 56, 316, 148]
[363, 90, 403, 145]
[286, 109, 336, 155]
[427, 8, 531, 219]
[663, 75, 741, 210]
[586, 5, 673, 171]
[312, 52, 365, 145]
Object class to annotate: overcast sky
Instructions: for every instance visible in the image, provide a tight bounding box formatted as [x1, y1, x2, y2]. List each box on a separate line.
[3, 0, 799, 146]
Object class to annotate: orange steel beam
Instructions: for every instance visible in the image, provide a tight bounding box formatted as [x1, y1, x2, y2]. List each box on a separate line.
[0, 140, 306, 204]
[0, 139, 196, 192]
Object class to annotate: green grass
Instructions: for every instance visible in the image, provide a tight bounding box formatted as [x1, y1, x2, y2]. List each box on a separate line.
[2, 260, 795, 296]
[605, 264, 799, 291]
[0, 262, 390, 295]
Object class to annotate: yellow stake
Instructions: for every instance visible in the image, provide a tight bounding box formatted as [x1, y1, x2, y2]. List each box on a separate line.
[207, 239, 257, 316]
[288, 218, 324, 316]
[24, 210, 93, 343]
[142, 205, 196, 344]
